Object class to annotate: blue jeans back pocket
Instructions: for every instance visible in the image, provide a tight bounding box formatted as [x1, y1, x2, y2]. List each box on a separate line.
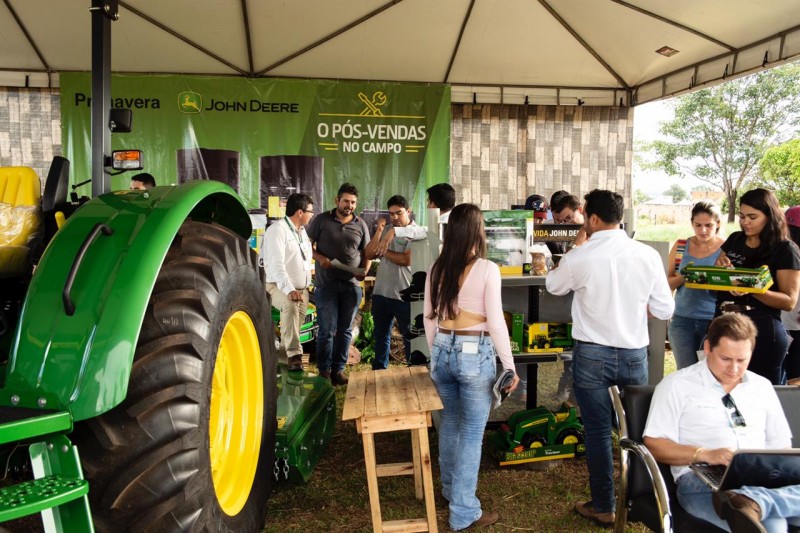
[457, 350, 481, 378]
[574, 355, 605, 388]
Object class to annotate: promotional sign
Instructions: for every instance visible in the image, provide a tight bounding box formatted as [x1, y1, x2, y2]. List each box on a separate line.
[532, 223, 583, 242]
[59, 74, 450, 215]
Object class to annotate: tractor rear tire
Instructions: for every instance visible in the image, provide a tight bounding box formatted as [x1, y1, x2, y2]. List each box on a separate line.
[73, 221, 277, 532]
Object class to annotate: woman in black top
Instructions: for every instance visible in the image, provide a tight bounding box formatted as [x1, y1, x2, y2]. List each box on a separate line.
[715, 188, 800, 384]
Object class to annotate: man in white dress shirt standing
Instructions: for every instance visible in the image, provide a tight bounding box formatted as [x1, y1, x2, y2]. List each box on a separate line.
[262, 193, 315, 371]
[546, 189, 674, 528]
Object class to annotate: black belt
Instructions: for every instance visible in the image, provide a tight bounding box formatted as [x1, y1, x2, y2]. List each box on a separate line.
[438, 328, 483, 336]
[720, 302, 756, 314]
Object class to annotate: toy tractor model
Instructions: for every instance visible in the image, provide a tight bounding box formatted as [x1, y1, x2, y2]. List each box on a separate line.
[526, 322, 574, 353]
[533, 334, 551, 350]
[490, 403, 585, 466]
[0, 3, 276, 532]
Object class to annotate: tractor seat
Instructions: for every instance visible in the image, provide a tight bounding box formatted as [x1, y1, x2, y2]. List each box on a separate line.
[0, 167, 42, 277]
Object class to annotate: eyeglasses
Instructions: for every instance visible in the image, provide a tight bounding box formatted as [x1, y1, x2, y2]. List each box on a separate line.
[304, 209, 314, 214]
[722, 393, 746, 428]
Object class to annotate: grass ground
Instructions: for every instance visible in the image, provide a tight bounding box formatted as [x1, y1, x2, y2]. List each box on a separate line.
[3, 355, 677, 532]
[634, 219, 740, 244]
[262, 353, 678, 532]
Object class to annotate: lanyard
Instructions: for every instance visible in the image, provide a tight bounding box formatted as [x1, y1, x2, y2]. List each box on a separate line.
[284, 217, 307, 260]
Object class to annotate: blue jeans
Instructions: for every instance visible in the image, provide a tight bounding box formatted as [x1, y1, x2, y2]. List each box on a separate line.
[677, 471, 800, 532]
[314, 280, 362, 373]
[746, 313, 789, 385]
[668, 315, 711, 370]
[430, 332, 496, 531]
[572, 340, 648, 514]
[371, 294, 411, 370]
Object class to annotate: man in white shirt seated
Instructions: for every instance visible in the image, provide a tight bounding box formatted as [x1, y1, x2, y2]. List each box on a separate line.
[261, 193, 315, 371]
[644, 313, 800, 532]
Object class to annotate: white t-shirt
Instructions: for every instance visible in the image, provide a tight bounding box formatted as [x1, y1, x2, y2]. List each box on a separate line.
[643, 359, 792, 482]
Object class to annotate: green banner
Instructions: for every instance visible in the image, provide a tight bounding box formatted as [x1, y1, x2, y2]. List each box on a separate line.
[59, 74, 450, 215]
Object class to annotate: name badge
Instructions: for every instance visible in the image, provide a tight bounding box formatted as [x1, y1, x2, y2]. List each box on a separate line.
[462, 341, 478, 354]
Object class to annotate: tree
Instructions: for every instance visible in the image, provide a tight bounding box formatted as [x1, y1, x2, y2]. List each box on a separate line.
[634, 189, 652, 205]
[752, 139, 800, 206]
[645, 63, 800, 221]
[664, 184, 688, 203]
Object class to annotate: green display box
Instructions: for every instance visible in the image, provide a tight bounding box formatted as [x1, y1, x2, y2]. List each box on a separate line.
[680, 262, 773, 294]
[504, 311, 525, 352]
[274, 370, 336, 482]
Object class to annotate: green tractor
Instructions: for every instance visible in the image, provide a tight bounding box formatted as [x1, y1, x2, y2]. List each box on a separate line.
[0, 2, 276, 532]
[490, 403, 585, 466]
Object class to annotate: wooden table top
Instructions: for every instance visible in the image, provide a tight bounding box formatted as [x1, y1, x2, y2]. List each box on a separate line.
[342, 366, 443, 421]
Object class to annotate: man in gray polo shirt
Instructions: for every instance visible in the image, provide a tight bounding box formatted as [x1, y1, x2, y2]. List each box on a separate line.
[307, 182, 371, 386]
[365, 195, 427, 370]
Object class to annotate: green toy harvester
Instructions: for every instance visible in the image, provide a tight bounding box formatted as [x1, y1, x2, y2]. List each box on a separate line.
[490, 403, 585, 466]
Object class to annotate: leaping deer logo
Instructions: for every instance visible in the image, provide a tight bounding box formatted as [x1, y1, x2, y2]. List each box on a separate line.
[178, 92, 202, 114]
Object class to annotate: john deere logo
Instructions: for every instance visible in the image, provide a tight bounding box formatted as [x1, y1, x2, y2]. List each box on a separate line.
[358, 91, 387, 116]
[178, 92, 202, 114]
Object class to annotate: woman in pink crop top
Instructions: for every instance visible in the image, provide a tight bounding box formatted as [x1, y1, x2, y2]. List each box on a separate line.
[423, 203, 518, 531]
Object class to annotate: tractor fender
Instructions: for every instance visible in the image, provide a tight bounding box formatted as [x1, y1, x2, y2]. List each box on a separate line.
[5, 181, 252, 420]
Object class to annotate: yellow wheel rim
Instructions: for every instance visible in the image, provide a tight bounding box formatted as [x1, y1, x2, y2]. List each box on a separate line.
[530, 441, 543, 449]
[209, 310, 264, 516]
[563, 435, 579, 445]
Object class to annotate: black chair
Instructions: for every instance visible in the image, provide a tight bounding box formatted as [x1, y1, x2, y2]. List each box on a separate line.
[610, 384, 800, 533]
[41, 155, 70, 215]
[30, 156, 71, 265]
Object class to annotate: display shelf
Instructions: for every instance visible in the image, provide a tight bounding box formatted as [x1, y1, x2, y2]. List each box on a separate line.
[500, 273, 547, 286]
[500, 273, 572, 409]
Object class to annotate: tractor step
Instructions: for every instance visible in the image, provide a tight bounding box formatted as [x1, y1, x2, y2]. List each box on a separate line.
[0, 475, 88, 522]
[0, 408, 71, 446]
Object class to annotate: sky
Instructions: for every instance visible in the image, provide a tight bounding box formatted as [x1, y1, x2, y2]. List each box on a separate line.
[632, 99, 704, 197]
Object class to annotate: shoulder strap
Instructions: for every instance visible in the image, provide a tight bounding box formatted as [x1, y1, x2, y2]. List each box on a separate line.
[674, 238, 687, 271]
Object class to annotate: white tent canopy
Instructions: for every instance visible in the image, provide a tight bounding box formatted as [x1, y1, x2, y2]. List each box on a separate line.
[1, 0, 799, 105]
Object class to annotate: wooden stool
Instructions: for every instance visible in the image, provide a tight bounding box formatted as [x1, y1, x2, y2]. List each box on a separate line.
[342, 366, 443, 533]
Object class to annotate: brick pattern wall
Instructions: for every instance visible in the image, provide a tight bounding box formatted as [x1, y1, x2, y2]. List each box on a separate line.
[0, 87, 61, 184]
[451, 104, 634, 209]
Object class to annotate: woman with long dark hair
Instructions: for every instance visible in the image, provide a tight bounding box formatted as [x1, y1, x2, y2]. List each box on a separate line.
[715, 188, 800, 383]
[667, 201, 725, 369]
[423, 203, 519, 531]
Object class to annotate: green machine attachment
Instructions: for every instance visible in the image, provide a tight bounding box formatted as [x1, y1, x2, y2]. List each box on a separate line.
[273, 368, 336, 482]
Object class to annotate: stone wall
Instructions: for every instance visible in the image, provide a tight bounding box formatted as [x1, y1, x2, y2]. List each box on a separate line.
[450, 104, 634, 209]
[0, 87, 61, 184]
